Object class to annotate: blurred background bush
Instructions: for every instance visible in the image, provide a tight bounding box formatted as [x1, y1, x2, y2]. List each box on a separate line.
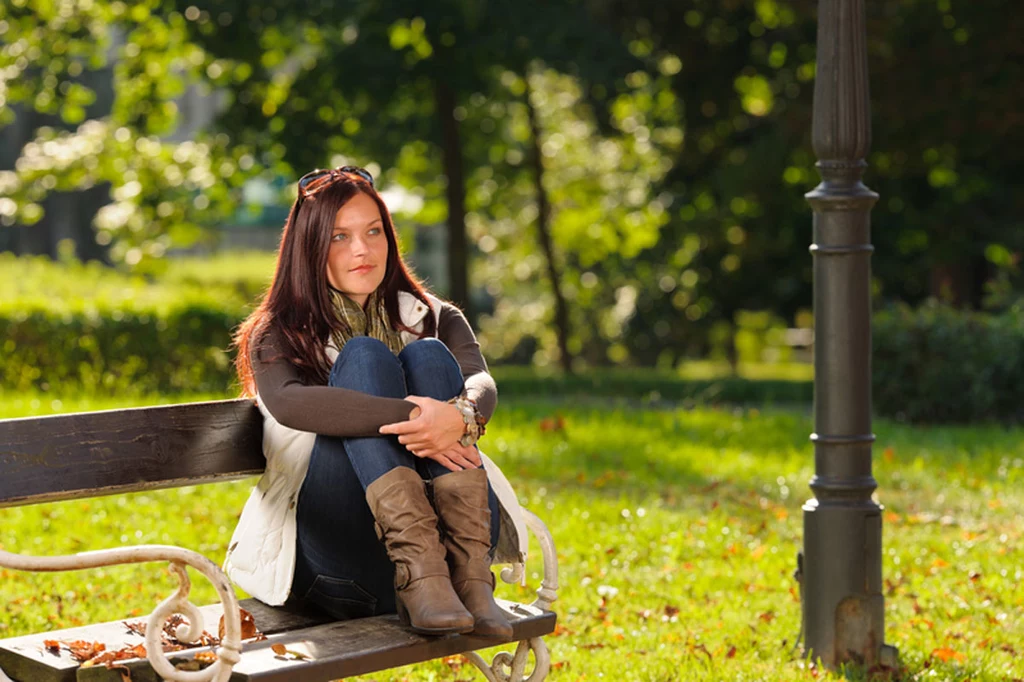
[1, 0, 1021, 422]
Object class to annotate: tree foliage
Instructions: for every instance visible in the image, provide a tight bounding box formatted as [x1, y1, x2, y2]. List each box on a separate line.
[0, 0, 257, 270]
[2, 0, 1021, 368]
[597, 0, 1023, 366]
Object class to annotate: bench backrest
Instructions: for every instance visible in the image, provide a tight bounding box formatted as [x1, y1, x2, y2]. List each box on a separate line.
[0, 399, 264, 508]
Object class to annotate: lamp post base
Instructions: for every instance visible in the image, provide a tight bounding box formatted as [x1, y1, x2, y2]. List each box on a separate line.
[801, 499, 897, 668]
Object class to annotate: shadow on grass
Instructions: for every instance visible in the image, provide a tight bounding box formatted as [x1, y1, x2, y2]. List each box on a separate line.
[488, 399, 814, 501]
[490, 397, 1024, 505]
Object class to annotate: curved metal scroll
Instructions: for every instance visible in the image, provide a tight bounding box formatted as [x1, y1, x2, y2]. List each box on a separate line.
[0, 545, 242, 682]
[468, 506, 559, 682]
[466, 637, 550, 682]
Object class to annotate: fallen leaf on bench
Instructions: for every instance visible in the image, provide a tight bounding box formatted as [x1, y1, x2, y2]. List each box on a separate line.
[161, 613, 220, 649]
[123, 620, 147, 637]
[123, 615, 221, 652]
[119, 644, 148, 661]
[81, 651, 118, 667]
[271, 643, 310, 660]
[66, 611, 262, 674]
[42, 639, 61, 654]
[219, 607, 260, 640]
[81, 642, 149, 668]
[67, 640, 106, 662]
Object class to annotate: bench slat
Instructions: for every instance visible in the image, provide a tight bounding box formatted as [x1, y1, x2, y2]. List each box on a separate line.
[0, 598, 555, 682]
[231, 603, 554, 682]
[0, 400, 264, 508]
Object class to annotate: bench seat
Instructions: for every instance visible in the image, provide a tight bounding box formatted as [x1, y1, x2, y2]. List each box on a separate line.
[1, 597, 555, 682]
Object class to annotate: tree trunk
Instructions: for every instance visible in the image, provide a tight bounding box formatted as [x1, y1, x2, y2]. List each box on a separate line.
[929, 258, 985, 308]
[0, 104, 40, 255]
[77, 183, 112, 264]
[433, 81, 471, 324]
[525, 78, 574, 374]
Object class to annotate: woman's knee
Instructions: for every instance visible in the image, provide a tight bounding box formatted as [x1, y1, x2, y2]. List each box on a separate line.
[337, 336, 394, 361]
[329, 337, 404, 390]
[399, 339, 463, 396]
[399, 338, 454, 365]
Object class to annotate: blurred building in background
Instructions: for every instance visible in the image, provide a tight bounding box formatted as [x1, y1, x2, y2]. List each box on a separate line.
[0, 52, 451, 293]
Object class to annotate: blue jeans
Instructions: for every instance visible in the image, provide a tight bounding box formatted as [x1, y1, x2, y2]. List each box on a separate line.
[292, 336, 500, 619]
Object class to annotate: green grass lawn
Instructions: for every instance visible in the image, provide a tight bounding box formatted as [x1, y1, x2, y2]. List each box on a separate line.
[1, 392, 1022, 681]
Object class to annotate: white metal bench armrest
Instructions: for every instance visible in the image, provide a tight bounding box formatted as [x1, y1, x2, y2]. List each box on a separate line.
[0, 545, 242, 682]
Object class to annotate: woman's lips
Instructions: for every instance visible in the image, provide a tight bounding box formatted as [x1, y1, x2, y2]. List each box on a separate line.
[350, 265, 375, 274]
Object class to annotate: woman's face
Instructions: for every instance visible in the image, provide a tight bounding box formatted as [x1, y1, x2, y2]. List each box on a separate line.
[326, 191, 389, 307]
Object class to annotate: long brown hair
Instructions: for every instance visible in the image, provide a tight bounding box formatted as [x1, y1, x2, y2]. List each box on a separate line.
[235, 173, 436, 396]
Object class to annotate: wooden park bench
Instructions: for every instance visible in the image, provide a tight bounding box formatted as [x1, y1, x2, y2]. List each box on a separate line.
[0, 400, 558, 682]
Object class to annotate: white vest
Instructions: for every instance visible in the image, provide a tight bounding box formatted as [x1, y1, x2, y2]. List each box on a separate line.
[223, 291, 527, 605]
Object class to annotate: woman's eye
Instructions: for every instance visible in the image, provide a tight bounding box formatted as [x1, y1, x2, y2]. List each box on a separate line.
[332, 233, 348, 241]
[369, 227, 382, 235]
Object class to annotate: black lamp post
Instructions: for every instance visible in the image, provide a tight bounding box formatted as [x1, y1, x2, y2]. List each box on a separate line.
[801, 0, 898, 669]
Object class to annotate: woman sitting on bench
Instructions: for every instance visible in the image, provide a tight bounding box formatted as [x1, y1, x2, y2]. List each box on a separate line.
[224, 165, 511, 639]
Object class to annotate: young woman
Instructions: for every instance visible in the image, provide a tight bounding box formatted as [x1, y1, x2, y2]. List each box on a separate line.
[224, 166, 512, 638]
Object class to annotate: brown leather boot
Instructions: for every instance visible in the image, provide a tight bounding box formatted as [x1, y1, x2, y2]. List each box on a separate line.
[365, 467, 474, 635]
[432, 468, 514, 639]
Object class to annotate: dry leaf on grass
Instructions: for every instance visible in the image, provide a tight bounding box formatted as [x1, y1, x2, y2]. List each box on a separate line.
[539, 415, 565, 432]
[931, 647, 967, 663]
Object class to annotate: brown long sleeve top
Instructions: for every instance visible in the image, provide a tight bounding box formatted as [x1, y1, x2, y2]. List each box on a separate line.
[252, 302, 497, 438]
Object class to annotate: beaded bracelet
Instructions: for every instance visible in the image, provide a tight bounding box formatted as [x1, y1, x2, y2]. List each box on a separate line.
[448, 394, 486, 447]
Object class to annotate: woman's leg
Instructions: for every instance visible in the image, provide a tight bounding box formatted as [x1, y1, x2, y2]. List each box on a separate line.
[399, 338, 512, 637]
[399, 338, 500, 548]
[292, 338, 416, 616]
[294, 337, 471, 631]
[325, 337, 418, 489]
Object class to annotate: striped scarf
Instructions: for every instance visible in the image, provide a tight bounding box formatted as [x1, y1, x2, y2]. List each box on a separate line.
[328, 288, 406, 356]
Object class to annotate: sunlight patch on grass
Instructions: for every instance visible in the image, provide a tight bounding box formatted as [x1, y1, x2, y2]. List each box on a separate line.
[676, 359, 814, 382]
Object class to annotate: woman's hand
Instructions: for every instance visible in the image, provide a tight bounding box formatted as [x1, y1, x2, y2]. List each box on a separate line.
[379, 395, 465, 458]
[424, 442, 482, 472]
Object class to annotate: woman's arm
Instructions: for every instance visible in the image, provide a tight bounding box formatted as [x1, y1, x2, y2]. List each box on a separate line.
[253, 327, 417, 438]
[435, 303, 497, 422]
[377, 302, 498, 460]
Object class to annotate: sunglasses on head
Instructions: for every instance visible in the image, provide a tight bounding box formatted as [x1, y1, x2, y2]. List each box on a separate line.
[297, 165, 374, 200]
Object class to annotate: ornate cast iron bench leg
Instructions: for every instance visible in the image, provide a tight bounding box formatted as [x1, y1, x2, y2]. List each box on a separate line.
[0, 545, 243, 682]
[466, 509, 559, 682]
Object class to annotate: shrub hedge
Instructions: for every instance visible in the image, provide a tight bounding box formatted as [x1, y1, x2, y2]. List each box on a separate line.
[0, 254, 253, 394]
[0, 301, 813, 404]
[873, 302, 1024, 423]
[1, 300, 244, 395]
